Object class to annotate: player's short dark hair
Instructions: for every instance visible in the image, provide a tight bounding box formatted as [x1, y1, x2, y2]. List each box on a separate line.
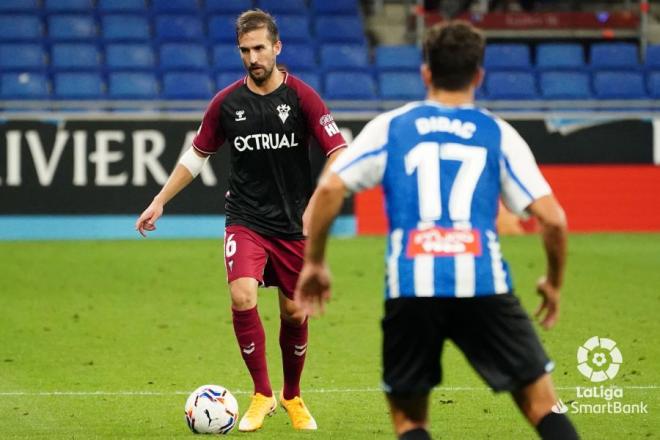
[423, 21, 485, 91]
[236, 9, 279, 44]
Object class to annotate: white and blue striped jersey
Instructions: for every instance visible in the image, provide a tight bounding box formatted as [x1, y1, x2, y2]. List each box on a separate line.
[330, 101, 551, 298]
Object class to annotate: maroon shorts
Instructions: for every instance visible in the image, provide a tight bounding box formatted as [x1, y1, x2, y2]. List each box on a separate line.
[223, 225, 305, 300]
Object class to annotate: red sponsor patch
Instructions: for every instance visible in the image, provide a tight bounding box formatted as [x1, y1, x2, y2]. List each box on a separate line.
[406, 227, 482, 257]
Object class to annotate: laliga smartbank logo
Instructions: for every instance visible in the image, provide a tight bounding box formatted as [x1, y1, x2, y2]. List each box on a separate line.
[551, 337, 648, 415]
[577, 336, 622, 382]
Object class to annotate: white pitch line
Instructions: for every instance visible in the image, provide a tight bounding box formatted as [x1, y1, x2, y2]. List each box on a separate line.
[0, 385, 658, 396]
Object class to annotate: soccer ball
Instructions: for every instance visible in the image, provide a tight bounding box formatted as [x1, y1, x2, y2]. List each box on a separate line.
[184, 385, 239, 435]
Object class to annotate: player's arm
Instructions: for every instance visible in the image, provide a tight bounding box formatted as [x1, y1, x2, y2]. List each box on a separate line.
[294, 79, 348, 235]
[296, 114, 389, 316]
[527, 195, 568, 330]
[296, 172, 347, 316]
[497, 118, 568, 329]
[136, 91, 224, 237]
[135, 148, 209, 237]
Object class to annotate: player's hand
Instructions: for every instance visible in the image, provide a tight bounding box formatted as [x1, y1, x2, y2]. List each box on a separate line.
[295, 262, 331, 317]
[534, 276, 560, 330]
[135, 200, 163, 237]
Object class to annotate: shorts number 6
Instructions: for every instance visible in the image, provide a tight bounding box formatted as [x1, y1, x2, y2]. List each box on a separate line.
[225, 233, 237, 258]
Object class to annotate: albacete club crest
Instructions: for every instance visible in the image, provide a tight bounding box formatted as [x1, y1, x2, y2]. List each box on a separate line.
[277, 104, 291, 124]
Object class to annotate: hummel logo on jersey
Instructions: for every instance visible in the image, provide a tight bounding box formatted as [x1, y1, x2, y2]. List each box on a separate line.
[277, 104, 291, 123]
[294, 343, 307, 356]
[228, 260, 234, 271]
[320, 114, 340, 136]
[235, 110, 246, 121]
[242, 342, 256, 355]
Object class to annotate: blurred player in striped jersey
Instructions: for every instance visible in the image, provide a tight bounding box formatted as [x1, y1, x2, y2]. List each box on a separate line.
[296, 21, 579, 440]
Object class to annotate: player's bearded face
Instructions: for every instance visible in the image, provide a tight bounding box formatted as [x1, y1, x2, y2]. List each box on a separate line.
[239, 29, 281, 85]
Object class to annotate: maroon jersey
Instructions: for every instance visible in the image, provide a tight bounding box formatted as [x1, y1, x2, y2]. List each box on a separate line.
[193, 72, 347, 239]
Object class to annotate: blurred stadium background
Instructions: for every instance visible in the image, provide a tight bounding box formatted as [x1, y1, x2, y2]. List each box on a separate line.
[0, 0, 659, 238]
[1, 2, 659, 438]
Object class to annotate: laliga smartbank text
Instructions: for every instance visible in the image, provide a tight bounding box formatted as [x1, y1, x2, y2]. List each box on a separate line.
[570, 385, 648, 414]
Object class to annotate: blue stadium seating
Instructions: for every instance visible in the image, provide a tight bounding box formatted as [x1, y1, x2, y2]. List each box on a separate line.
[539, 72, 591, 99]
[0, 0, 648, 106]
[324, 72, 377, 100]
[536, 43, 585, 70]
[0, 44, 46, 71]
[294, 71, 322, 92]
[101, 15, 150, 41]
[484, 44, 531, 70]
[216, 71, 244, 88]
[644, 45, 660, 70]
[0, 15, 43, 41]
[0, 0, 39, 12]
[108, 72, 159, 99]
[593, 71, 645, 99]
[105, 43, 155, 69]
[43, 0, 93, 12]
[208, 15, 236, 43]
[154, 15, 204, 42]
[212, 45, 244, 72]
[151, 0, 200, 13]
[278, 44, 317, 71]
[48, 15, 97, 41]
[51, 43, 100, 70]
[1, 72, 49, 98]
[321, 44, 369, 70]
[54, 72, 104, 99]
[159, 44, 209, 70]
[647, 72, 660, 98]
[315, 16, 366, 44]
[258, 0, 306, 14]
[278, 15, 311, 43]
[485, 71, 537, 99]
[311, 0, 359, 14]
[375, 45, 420, 71]
[162, 72, 214, 99]
[97, 0, 147, 13]
[590, 43, 639, 70]
[206, 0, 254, 14]
[379, 72, 425, 100]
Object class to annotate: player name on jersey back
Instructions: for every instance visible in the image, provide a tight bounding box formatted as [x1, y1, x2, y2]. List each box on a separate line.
[406, 227, 482, 258]
[415, 116, 476, 139]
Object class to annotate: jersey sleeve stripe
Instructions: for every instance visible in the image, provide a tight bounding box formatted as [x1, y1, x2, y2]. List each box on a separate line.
[503, 156, 533, 200]
[334, 146, 386, 174]
[326, 143, 347, 156]
[192, 142, 217, 155]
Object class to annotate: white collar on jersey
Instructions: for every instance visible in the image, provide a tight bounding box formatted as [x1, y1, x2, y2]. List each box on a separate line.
[423, 99, 475, 109]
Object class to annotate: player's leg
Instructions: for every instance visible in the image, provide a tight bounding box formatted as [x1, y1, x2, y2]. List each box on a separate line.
[230, 277, 273, 398]
[224, 226, 276, 431]
[264, 237, 316, 429]
[276, 290, 317, 430]
[278, 290, 308, 399]
[512, 374, 579, 440]
[449, 295, 579, 439]
[382, 298, 444, 439]
[386, 394, 431, 439]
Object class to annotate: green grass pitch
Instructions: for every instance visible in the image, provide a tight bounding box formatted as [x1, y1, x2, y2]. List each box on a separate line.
[1, 234, 658, 439]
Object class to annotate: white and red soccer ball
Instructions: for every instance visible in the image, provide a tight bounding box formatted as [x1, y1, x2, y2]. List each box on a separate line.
[184, 385, 239, 435]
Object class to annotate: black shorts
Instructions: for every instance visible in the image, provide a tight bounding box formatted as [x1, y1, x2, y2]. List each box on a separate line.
[382, 295, 553, 396]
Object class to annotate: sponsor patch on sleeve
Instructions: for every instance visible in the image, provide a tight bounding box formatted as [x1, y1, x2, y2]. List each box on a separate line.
[406, 227, 482, 257]
[320, 114, 340, 137]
